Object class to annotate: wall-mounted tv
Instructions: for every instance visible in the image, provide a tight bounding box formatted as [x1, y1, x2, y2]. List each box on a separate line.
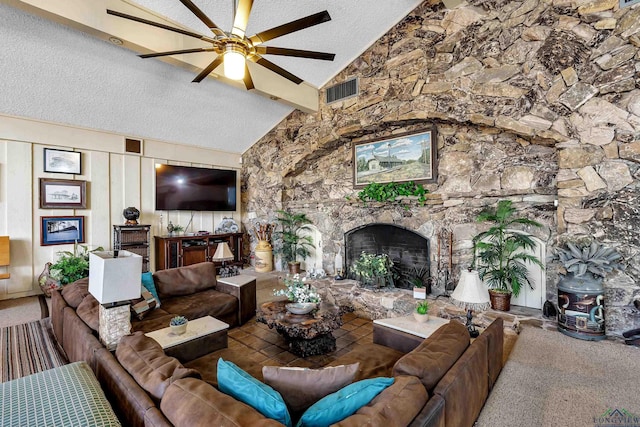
[155, 164, 237, 211]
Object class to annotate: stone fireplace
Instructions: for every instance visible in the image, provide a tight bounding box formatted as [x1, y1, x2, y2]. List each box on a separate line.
[345, 223, 429, 290]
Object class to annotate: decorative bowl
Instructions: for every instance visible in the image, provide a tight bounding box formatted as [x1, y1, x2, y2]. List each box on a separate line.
[286, 302, 317, 315]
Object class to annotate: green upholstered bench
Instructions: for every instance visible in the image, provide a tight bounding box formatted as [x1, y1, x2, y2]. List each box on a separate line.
[1, 361, 121, 426]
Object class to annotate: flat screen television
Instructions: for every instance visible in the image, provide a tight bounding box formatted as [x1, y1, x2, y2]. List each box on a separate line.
[155, 164, 237, 211]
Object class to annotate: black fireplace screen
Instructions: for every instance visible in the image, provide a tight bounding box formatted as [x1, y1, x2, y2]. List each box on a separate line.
[344, 223, 430, 290]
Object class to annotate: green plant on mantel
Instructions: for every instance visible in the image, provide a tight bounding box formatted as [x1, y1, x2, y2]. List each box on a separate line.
[353, 181, 428, 206]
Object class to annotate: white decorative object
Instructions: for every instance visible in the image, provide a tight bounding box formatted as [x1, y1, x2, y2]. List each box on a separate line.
[286, 302, 317, 315]
[89, 250, 142, 350]
[170, 322, 188, 335]
[413, 312, 429, 323]
[450, 269, 491, 311]
[89, 251, 142, 304]
[413, 287, 427, 299]
[374, 316, 449, 339]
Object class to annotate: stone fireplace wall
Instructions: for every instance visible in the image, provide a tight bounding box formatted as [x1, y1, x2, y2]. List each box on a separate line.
[241, 0, 640, 338]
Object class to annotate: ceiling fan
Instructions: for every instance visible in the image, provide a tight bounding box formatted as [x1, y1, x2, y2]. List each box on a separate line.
[106, 0, 336, 90]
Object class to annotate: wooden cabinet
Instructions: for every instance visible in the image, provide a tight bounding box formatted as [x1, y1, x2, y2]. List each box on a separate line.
[154, 233, 244, 272]
[113, 225, 151, 272]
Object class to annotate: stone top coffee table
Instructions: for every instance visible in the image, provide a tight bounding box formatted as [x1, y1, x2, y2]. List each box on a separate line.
[256, 300, 343, 357]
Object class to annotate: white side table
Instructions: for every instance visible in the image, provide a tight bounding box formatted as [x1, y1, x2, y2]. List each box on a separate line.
[145, 316, 229, 362]
[217, 274, 257, 325]
[373, 315, 449, 353]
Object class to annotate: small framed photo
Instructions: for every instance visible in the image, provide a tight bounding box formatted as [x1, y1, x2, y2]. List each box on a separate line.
[39, 178, 87, 209]
[353, 127, 438, 188]
[43, 148, 81, 174]
[41, 216, 85, 246]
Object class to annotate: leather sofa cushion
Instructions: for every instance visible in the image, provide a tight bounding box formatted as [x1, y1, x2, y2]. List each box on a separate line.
[61, 278, 90, 308]
[76, 293, 100, 332]
[159, 289, 238, 324]
[474, 318, 504, 390]
[152, 262, 217, 298]
[116, 332, 201, 402]
[392, 320, 469, 392]
[161, 377, 285, 427]
[334, 375, 428, 427]
[326, 343, 404, 381]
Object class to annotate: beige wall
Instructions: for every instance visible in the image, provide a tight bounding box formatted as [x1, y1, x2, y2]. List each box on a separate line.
[0, 114, 241, 300]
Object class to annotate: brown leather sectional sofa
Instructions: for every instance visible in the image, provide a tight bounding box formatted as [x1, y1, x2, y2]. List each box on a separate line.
[50, 263, 505, 427]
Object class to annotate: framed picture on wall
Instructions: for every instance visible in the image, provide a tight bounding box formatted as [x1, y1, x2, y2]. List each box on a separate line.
[41, 216, 85, 246]
[39, 178, 87, 209]
[43, 148, 81, 174]
[352, 128, 437, 188]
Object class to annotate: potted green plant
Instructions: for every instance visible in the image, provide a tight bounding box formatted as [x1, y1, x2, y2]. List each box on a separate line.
[410, 264, 429, 299]
[350, 251, 395, 288]
[274, 210, 315, 274]
[38, 243, 104, 296]
[169, 315, 188, 335]
[473, 200, 543, 311]
[414, 300, 430, 323]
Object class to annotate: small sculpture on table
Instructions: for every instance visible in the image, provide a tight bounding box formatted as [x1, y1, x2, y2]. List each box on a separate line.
[123, 207, 140, 225]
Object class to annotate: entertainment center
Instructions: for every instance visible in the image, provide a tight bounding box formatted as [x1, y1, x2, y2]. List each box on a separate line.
[154, 233, 243, 272]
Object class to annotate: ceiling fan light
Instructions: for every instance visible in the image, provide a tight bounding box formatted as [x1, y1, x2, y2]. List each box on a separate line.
[223, 46, 246, 80]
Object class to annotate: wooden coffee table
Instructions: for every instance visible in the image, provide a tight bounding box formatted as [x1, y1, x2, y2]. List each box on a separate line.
[256, 300, 342, 357]
[145, 316, 229, 362]
[373, 315, 449, 353]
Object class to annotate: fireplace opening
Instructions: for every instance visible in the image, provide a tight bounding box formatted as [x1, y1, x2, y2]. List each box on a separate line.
[344, 223, 430, 290]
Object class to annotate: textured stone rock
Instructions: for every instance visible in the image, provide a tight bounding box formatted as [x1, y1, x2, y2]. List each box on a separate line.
[559, 82, 599, 111]
[619, 142, 640, 163]
[471, 65, 521, 83]
[560, 67, 579, 86]
[617, 6, 640, 39]
[564, 208, 596, 223]
[577, 0, 617, 15]
[558, 147, 604, 168]
[502, 166, 535, 190]
[579, 126, 615, 146]
[519, 115, 553, 130]
[598, 161, 633, 191]
[444, 57, 484, 80]
[472, 83, 527, 98]
[595, 45, 637, 70]
[495, 116, 535, 135]
[594, 18, 616, 30]
[577, 166, 607, 191]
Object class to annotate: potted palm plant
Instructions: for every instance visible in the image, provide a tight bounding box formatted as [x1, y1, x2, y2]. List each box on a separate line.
[473, 200, 543, 311]
[274, 210, 315, 274]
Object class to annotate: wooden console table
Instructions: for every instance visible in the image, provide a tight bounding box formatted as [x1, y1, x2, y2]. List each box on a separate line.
[256, 300, 342, 357]
[154, 233, 243, 272]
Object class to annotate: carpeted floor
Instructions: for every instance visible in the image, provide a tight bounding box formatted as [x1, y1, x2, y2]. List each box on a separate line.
[476, 326, 640, 426]
[0, 318, 67, 382]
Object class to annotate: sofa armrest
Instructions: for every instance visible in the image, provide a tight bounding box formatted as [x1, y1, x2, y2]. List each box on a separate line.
[409, 394, 445, 427]
[51, 289, 68, 346]
[61, 307, 103, 369]
[161, 377, 285, 426]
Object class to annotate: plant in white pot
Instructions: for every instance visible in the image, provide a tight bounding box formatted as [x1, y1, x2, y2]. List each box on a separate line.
[473, 200, 543, 311]
[414, 300, 430, 323]
[170, 315, 188, 335]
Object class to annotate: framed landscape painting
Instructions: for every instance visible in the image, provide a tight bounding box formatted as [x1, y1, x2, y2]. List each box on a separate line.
[43, 148, 81, 174]
[39, 178, 87, 209]
[41, 216, 85, 246]
[352, 128, 437, 188]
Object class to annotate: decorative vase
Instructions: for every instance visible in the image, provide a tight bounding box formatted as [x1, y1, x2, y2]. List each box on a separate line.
[413, 287, 427, 299]
[286, 302, 317, 315]
[488, 289, 511, 311]
[557, 272, 605, 341]
[413, 312, 429, 323]
[255, 240, 273, 273]
[170, 321, 188, 335]
[38, 262, 62, 297]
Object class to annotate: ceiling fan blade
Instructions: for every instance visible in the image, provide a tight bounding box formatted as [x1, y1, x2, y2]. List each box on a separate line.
[192, 56, 224, 83]
[250, 55, 303, 85]
[231, 0, 254, 38]
[243, 65, 255, 90]
[139, 47, 213, 59]
[106, 9, 216, 43]
[178, 0, 226, 36]
[256, 46, 335, 61]
[248, 10, 331, 46]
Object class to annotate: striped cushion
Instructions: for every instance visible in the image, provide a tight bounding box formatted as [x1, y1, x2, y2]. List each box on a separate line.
[0, 361, 121, 426]
[130, 289, 158, 320]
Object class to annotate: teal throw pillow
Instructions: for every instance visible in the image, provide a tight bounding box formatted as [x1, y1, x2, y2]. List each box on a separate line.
[297, 377, 394, 427]
[141, 272, 160, 307]
[217, 358, 292, 427]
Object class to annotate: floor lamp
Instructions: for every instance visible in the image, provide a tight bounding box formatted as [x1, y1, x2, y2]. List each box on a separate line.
[89, 250, 142, 350]
[450, 268, 490, 337]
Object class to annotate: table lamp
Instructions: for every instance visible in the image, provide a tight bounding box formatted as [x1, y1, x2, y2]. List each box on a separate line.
[213, 242, 237, 277]
[89, 250, 142, 350]
[450, 268, 490, 337]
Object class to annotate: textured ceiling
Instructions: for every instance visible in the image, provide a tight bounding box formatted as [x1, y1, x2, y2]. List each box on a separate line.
[0, 0, 423, 154]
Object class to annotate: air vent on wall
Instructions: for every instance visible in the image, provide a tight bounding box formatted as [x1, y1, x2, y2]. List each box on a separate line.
[125, 138, 143, 155]
[326, 77, 358, 104]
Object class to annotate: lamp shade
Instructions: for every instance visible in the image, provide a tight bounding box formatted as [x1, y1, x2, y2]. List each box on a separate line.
[89, 251, 142, 304]
[450, 269, 491, 311]
[212, 242, 234, 262]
